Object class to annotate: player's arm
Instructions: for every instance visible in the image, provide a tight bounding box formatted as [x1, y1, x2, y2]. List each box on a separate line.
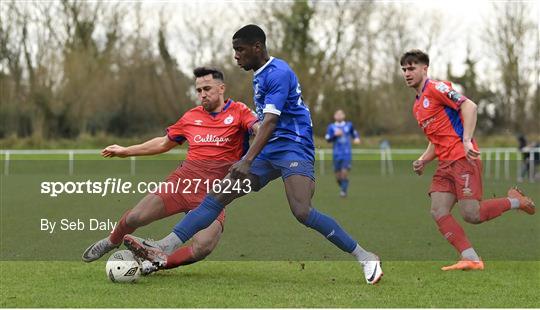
[413, 142, 436, 176]
[352, 125, 361, 144]
[460, 99, 480, 160]
[250, 122, 261, 136]
[101, 135, 177, 158]
[325, 125, 336, 142]
[432, 82, 480, 160]
[229, 113, 278, 179]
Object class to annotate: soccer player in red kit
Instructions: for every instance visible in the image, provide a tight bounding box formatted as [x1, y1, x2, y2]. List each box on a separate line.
[82, 67, 258, 274]
[400, 50, 535, 271]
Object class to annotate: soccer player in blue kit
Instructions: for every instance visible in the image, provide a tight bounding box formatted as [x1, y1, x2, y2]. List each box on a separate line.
[325, 109, 361, 197]
[125, 24, 383, 284]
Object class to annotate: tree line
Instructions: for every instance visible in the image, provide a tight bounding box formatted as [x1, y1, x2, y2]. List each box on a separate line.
[1, 1, 538, 141]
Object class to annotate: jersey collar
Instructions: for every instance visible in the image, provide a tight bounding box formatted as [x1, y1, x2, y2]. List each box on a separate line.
[415, 78, 430, 100]
[334, 121, 346, 126]
[254, 57, 275, 76]
[209, 98, 233, 117]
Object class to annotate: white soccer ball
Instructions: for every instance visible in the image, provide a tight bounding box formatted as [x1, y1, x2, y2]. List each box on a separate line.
[106, 250, 141, 283]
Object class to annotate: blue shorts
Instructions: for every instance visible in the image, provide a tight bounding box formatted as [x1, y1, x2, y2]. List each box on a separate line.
[249, 138, 315, 190]
[333, 157, 352, 172]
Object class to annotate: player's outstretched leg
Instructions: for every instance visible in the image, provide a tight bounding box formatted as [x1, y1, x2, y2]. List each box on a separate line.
[128, 219, 224, 276]
[441, 187, 535, 271]
[163, 219, 223, 269]
[139, 175, 254, 258]
[460, 187, 535, 225]
[284, 175, 383, 284]
[82, 194, 167, 262]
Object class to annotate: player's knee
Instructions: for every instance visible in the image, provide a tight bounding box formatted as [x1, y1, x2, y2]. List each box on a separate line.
[291, 206, 310, 224]
[462, 213, 481, 224]
[125, 211, 142, 228]
[430, 207, 449, 221]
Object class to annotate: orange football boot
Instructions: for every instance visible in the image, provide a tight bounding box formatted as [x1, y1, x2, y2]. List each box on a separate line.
[508, 187, 536, 215]
[441, 258, 484, 271]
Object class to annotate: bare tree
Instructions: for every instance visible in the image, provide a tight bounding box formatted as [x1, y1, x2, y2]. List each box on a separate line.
[483, 2, 537, 133]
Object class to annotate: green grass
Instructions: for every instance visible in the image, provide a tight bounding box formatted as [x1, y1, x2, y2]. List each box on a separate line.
[2, 261, 539, 308]
[1, 157, 539, 307]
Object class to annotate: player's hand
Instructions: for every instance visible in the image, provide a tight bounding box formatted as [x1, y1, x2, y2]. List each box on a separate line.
[412, 159, 426, 176]
[353, 138, 361, 145]
[101, 144, 129, 158]
[463, 140, 480, 160]
[334, 129, 343, 137]
[229, 159, 252, 179]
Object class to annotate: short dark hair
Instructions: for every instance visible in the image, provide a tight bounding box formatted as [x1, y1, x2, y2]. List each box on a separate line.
[400, 49, 430, 66]
[193, 67, 224, 82]
[232, 24, 266, 46]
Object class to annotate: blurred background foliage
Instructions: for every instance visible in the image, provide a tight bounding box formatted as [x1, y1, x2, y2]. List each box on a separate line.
[1, 1, 538, 148]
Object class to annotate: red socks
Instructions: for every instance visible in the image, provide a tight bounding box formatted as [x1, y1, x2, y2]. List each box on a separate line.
[109, 210, 136, 245]
[479, 198, 511, 222]
[164, 246, 196, 269]
[436, 214, 472, 253]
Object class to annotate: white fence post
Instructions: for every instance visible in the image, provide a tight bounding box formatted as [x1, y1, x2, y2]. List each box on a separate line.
[4, 151, 10, 176]
[318, 149, 325, 176]
[495, 150, 501, 180]
[516, 151, 521, 182]
[504, 150, 510, 180]
[68, 151, 74, 176]
[529, 150, 535, 182]
[130, 157, 136, 176]
[380, 149, 386, 176]
[387, 148, 394, 175]
[484, 151, 491, 178]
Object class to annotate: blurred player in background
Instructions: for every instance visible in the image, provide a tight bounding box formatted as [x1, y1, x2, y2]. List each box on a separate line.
[125, 24, 383, 285]
[82, 67, 258, 275]
[325, 109, 361, 197]
[401, 49, 535, 271]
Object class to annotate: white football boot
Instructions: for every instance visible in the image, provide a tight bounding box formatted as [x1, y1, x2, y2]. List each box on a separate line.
[82, 237, 119, 262]
[361, 253, 383, 284]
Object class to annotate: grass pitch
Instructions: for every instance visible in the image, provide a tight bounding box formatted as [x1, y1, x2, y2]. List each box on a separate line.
[2, 261, 539, 308]
[1, 157, 539, 307]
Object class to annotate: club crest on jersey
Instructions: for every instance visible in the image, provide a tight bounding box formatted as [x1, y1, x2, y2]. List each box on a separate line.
[423, 98, 430, 108]
[224, 115, 234, 125]
[194, 120, 203, 125]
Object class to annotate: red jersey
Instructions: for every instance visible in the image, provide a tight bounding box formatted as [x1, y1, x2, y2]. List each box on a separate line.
[167, 99, 257, 161]
[413, 79, 478, 161]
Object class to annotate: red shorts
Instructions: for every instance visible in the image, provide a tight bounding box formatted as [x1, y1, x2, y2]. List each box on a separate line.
[153, 162, 228, 225]
[429, 159, 483, 201]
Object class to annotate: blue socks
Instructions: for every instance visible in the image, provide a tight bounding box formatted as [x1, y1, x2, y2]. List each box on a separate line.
[340, 179, 349, 193]
[173, 196, 224, 243]
[172, 197, 358, 255]
[305, 208, 357, 253]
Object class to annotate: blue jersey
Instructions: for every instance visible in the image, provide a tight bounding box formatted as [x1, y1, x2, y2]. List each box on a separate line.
[325, 121, 359, 159]
[253, 57, 314, 153]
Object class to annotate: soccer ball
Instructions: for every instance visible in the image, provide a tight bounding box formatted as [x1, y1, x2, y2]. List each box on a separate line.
[106, 250, 141, 283]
